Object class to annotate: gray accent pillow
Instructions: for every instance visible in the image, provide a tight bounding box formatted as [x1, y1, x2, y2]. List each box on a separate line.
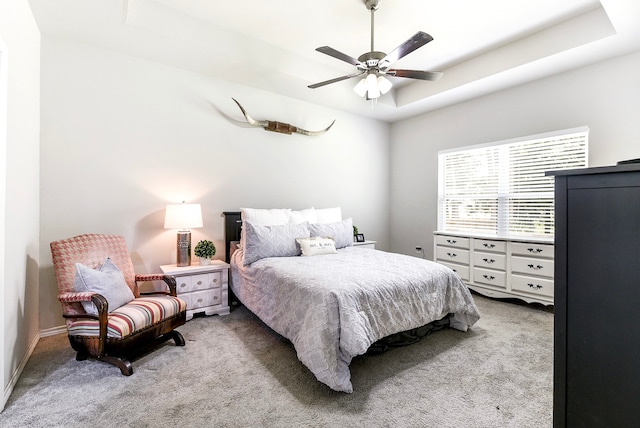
[309, 218, 354, 249]
[74, 258, 135, 315]
[243, 221, 310, 265]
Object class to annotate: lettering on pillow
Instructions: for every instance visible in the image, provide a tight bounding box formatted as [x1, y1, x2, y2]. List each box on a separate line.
[297, 237, 338, 256]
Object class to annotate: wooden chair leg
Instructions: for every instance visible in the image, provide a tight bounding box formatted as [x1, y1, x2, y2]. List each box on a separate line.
[171, 330, 185, 347]
[100, 355, 133, 376]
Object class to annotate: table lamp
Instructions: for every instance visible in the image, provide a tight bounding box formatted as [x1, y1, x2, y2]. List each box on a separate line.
[164, 202, 203, 266]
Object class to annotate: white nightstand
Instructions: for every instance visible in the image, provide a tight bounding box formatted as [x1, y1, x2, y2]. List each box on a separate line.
[160, 261, 230, 321]
[353, 240, 377, 249]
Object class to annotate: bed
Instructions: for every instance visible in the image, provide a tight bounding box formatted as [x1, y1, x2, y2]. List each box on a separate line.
[223, 209, 480, 393]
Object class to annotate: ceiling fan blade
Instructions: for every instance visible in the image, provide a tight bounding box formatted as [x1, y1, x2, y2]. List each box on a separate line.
[387, 69, 443, 81]
[379, 31, 433, 68]
[315, 46, 364, 67]
[308, 71, 366, 89]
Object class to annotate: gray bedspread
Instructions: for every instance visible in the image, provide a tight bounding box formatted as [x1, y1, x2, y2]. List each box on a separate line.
[230, 246, 480, 393]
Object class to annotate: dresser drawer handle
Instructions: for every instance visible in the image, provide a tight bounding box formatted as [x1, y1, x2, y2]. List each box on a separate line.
[483, 275, 495, 281]
[527, 248, 543, 254]
[197, 298, 203, 303]
[446, 239, 457, 244]
[528, 283, 543, 290]
[180, 283, 187, 288]
[446, 252, 457, 258]
[213, 279, 218, 283]
[197, 280, 203, 286]
[483, 243, 495, 249]
[214, 296, 219, 300]
[527, 264, 544, 270]
[482, 258, 496, 264]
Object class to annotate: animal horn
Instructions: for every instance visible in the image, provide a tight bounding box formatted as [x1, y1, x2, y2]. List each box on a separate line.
[294, 120, 336, 136]
[232, 98, 335, 136]
[232, 98, 268, 128]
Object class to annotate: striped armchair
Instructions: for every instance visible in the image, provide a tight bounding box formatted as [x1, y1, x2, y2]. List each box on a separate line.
[50, 234, 187, 375]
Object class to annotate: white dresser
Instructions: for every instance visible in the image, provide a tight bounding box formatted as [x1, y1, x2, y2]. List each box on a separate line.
[434, 232, 554, 305]
[160, 261, 231, 320]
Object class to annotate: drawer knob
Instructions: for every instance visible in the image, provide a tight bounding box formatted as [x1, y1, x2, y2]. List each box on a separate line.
[483, 258, 496, 264]
[213, 279, 218, 283]
[214, 296, 219, 300]
[197, 281, 203, 285]
[446, 252, 457, 258]
[483, 275, 495, 281]
[528, 283, 543, 290]
[197, 298, 203, 303]
[447, 239, 457, 244]
[180, 283, 187, 288]
[483, 243, 495, 249]
[527, 248, 543, 254]
[527, 264, 544, 270]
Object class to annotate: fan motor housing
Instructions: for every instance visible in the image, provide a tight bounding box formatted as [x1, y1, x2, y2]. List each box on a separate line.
[358, 51, 385, 68]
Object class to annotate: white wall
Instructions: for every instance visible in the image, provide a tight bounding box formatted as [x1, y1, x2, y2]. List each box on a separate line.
[0, 0, 41, 411]
[390, 50, 640, 259]
[38, 37, 390, 330]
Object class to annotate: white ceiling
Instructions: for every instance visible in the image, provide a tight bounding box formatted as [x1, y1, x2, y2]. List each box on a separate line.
[28, 0, 640, 122]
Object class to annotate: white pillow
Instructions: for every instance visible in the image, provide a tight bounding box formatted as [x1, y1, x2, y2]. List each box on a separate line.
[73, 258, 135, 315]
[243, 221, 310, 265]
[241, 208, 292, 248]
[241, 208, 291, 225]
[289, 208, 317, 224]
[314, 207, 342, 224]
[296, 237, 338, 256]
[309, 218, 354, 249]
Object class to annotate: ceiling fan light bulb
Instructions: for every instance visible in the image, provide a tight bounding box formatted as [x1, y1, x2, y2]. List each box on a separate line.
[353, 78, 368, 97]
[365, 73, 378, 90]
[377, 75, 392, 94]
[367, 86, 381, 99]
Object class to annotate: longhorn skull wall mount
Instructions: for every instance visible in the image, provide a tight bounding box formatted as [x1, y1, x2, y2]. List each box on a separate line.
[232, 98, 335, 136]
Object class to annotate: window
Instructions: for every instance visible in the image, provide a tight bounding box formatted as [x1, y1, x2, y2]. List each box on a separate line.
[438, 127, 588, 238]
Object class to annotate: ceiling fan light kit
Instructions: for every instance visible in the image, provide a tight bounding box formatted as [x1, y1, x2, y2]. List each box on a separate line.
[309, 0, 442, 100]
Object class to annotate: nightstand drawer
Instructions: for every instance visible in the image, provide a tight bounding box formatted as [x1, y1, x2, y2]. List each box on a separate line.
[176, 272, 222, 293]
[188, 288, 223, 310]
[436, 246, 470, 264]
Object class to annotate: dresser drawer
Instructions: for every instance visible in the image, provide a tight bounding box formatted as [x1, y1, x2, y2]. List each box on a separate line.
[511, 256, 554, 278]
[435, 235, 470, 249]
[473, 267, 507, 288]
[474, 239, 506, 253]
[188, 288, 223, 310]
[437, 261, 470, 281]
[511, 274, 554, 298]
[436, 246, 470, 264]
[473, 251, 507, 270]
[511, 242, 554, 259]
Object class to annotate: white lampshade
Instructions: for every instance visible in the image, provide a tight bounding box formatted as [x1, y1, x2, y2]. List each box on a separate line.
[377, 75, 392, 94]
[353, 78, 367, 97]
[164, 203, 203, 230]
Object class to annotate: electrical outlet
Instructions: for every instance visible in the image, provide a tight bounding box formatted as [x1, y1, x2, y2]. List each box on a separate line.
[415, 246, 422, 252]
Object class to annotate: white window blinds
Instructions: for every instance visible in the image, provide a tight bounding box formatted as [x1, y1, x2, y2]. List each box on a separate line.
[438, 127, 588, 238]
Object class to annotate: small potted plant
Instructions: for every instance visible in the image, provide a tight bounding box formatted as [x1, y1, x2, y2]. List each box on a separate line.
[194, 240, 216, 265]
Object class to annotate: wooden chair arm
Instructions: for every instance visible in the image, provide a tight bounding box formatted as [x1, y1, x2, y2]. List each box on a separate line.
[135, 274, 178, 297]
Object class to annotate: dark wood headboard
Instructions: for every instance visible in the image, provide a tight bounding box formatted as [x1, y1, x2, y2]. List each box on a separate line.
[222, 211, 242, 263]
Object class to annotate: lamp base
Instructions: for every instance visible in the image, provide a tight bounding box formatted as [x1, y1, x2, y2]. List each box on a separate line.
[176, 231, 191, 267]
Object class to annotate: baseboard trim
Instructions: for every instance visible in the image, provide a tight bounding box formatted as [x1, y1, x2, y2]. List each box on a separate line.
[39, 325, 67, 338]
[2, 331, 40, 412]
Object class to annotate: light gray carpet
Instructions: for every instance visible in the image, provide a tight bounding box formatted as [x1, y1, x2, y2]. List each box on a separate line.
[0, 294, 553, 427]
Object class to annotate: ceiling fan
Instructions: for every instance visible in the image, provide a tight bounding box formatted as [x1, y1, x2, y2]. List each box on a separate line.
[308, 0, 443, 99]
